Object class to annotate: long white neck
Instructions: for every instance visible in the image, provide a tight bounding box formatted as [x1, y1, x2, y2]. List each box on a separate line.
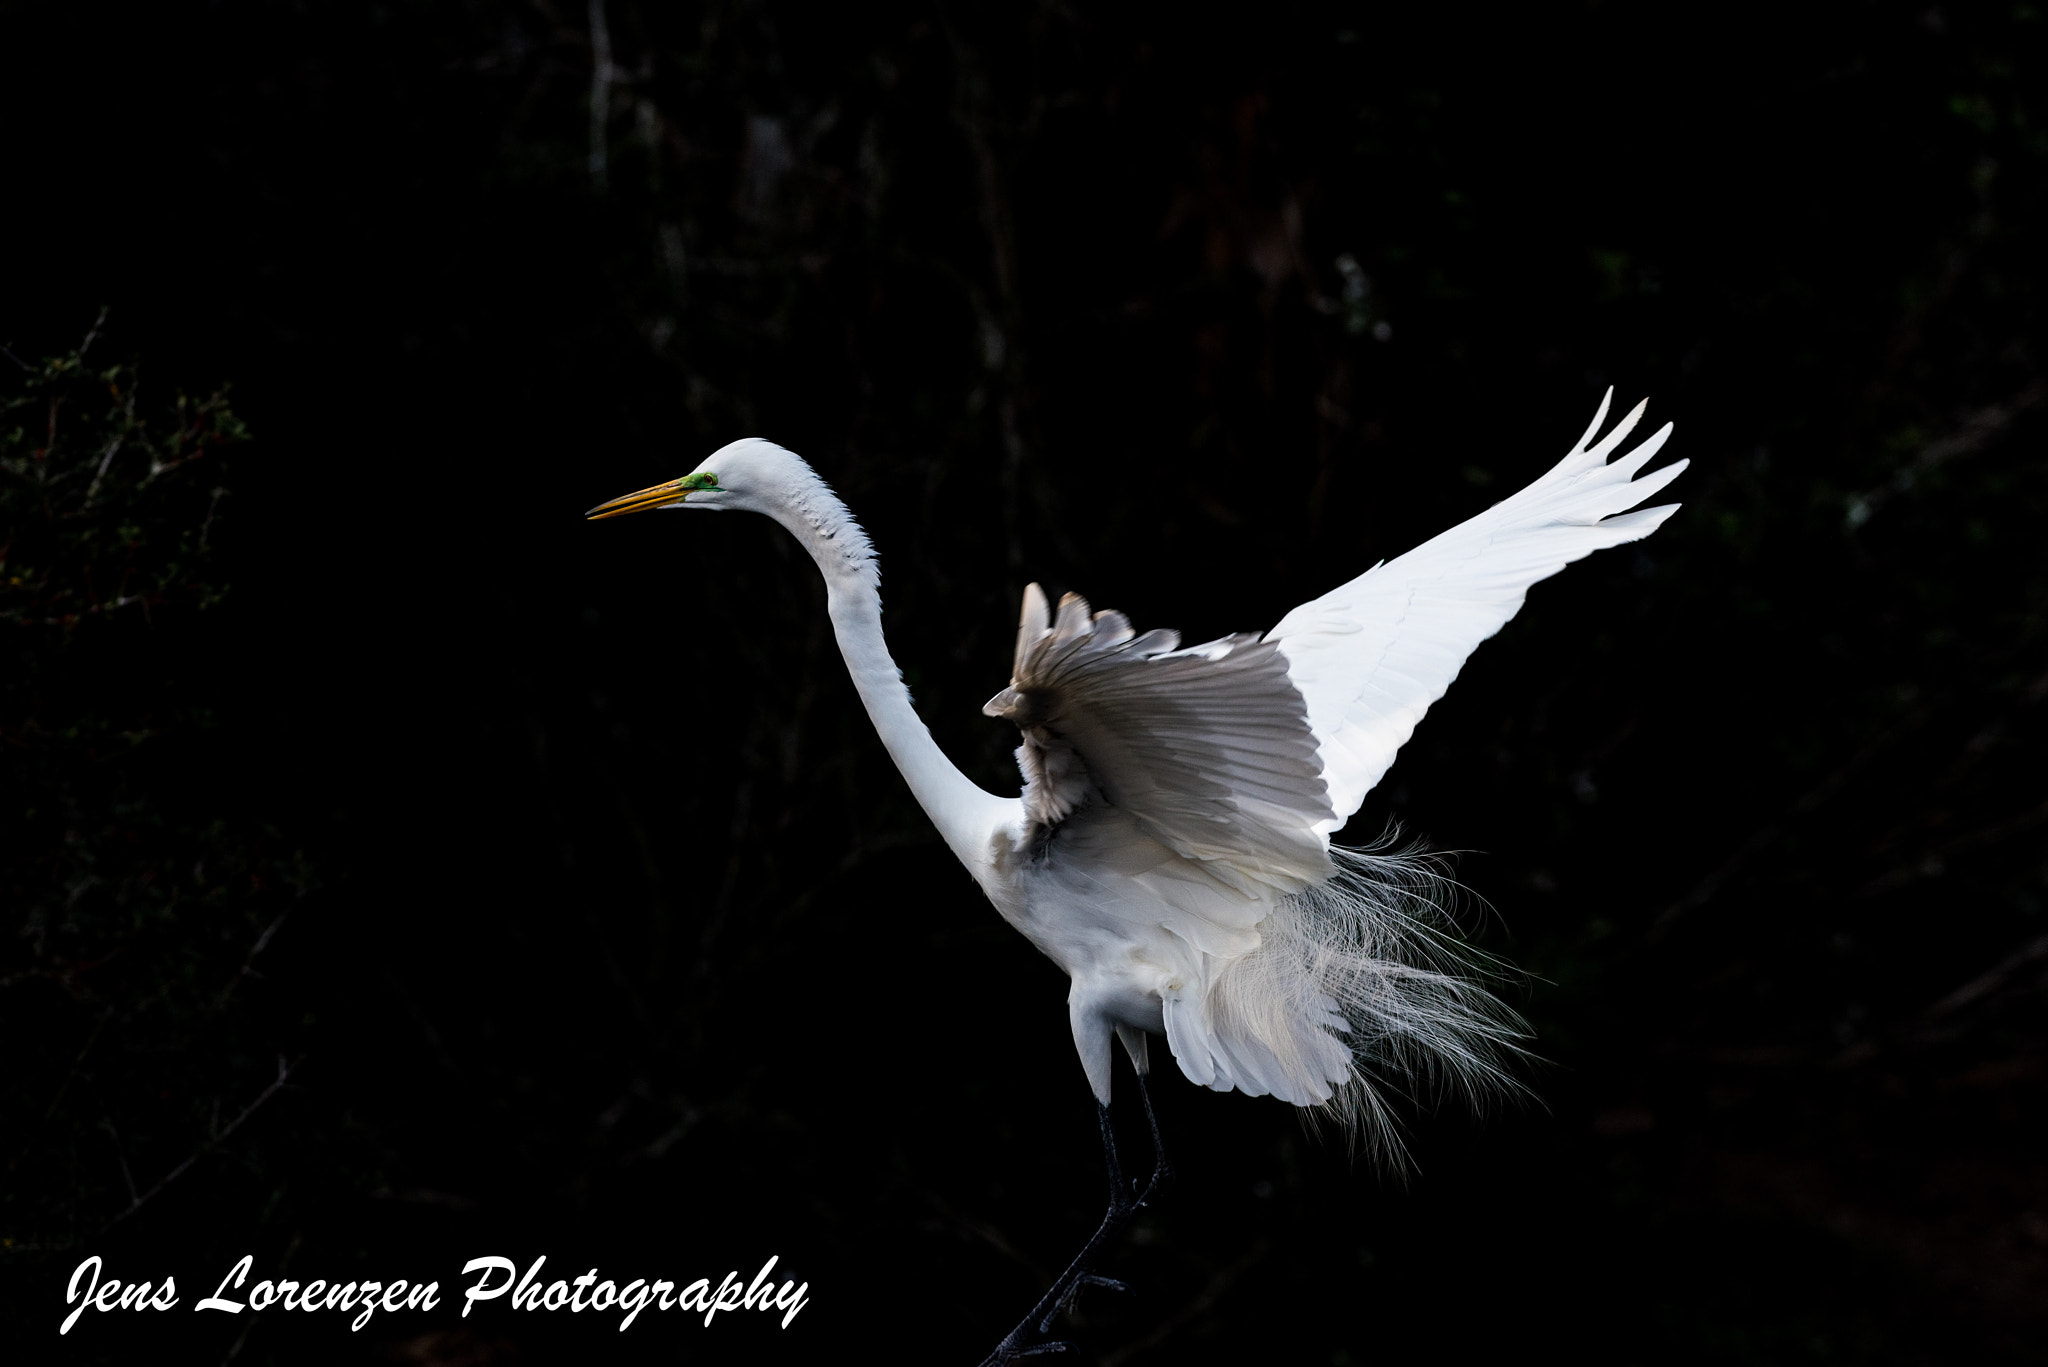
[757, 481, 1015, 873]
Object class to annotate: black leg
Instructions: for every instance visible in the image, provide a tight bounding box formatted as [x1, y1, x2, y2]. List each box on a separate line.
[1096, 1100, 1127, 1207]
[977, 1095, 1161, 1365]
[1132, 1070, 1172, 1206]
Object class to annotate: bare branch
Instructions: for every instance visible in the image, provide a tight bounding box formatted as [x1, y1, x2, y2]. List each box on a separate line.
[1100, 1239, 1272, 1366]
[215, 899, 298, 1011]
[1648, 721, 1905, 939]
[76, 305, 110, 360]
[1847, 380, 2047, 528]
[105, 1054, 300, 1229]
[1919, 934, 2048, 1025]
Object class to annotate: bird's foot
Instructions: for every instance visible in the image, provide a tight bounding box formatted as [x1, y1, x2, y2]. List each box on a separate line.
[981, 1094, 1166, 1364]
[979, 1208, 1134, 1365]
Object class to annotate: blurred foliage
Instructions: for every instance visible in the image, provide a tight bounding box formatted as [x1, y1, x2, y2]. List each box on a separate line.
[0, 324, 318, 1269]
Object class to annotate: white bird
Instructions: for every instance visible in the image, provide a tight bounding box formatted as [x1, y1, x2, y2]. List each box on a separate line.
[588, 391, 1682, 1360]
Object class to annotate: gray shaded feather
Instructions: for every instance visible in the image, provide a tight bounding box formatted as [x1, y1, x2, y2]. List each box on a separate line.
[985, 584, 1335, 896]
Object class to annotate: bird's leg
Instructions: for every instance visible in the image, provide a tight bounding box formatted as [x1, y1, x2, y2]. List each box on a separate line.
[1047, 1104, 1134, 1317]
[976, 1101, 1148, 1366]
[1095, 1098, 1128, 1209]
[1132, 1069, 1173, 1206]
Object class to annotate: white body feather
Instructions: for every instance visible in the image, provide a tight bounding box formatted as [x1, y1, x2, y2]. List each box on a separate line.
[669, 392, 1683, 1159]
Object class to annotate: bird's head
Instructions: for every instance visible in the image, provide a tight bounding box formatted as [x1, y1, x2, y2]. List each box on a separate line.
[584, 438, 806, 521]
[586, 438, 878, 587]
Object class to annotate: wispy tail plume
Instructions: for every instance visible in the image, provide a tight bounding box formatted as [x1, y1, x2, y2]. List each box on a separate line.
[1225, 832, 1531, 1170]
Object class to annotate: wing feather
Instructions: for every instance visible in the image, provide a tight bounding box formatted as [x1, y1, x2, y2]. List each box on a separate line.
[985, 584, 1334, 896]
[1266, 391, 1686, 833]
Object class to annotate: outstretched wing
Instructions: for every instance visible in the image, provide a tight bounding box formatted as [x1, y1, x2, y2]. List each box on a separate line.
[1267, 390, 1686, 835]
[984, 583, 1334, 897]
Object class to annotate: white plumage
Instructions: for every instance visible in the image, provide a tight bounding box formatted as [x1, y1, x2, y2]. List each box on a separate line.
[588, 391, 1682, 1161]
[1271, 390, 1680, 829]
[589, 391, 1682, 1355]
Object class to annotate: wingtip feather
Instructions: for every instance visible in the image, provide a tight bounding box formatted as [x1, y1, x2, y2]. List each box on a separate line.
[1594, 500, 1682, 539]
[1586, 397, 1649, 465]
[1573, 387, 1615, 454]
[1619, 456, 1688, 507]
[1015, 582, 1052, 674]
[1021, 582, 1049, 629]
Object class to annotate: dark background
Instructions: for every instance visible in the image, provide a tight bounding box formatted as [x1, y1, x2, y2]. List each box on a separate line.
[4, 1, 2045, 1363]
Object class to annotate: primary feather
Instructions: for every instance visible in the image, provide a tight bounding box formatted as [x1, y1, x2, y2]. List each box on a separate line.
[1269, 390, 1683, 831]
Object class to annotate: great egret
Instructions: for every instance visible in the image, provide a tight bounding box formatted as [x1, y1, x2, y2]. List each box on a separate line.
[588, 391, 1681, 1360]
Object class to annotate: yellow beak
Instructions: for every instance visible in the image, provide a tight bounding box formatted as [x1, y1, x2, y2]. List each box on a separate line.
[586, 479, 690, 521]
